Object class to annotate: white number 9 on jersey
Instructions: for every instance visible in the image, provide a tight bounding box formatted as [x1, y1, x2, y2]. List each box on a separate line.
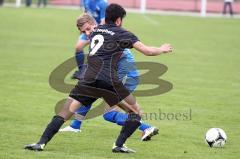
[89, 34, 104, 56]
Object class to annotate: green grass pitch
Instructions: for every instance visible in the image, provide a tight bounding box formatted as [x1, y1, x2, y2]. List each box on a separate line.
[0, 7, 240, 159]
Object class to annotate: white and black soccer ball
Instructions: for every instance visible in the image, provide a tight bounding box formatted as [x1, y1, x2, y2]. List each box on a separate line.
[205, 128, 227, 148]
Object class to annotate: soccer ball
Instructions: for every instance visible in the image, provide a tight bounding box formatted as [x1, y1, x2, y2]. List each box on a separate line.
[205, 128, 227, 148]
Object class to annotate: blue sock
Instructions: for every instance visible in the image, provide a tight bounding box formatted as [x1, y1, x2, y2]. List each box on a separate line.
[70, 120, 82, 130]
[75, 51, 84, 70]
[103, 111, 152, 132]
[70, 105, 91, 129]
[103, 111, 119, 123]
[138, 122, 151, 132]
[103, 111, 127, 126]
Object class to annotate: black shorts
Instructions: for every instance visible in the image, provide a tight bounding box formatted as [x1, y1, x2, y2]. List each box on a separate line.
[69, 80, 130, 106]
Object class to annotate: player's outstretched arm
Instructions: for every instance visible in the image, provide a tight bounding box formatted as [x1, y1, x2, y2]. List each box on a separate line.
[133, 41, 173, 56]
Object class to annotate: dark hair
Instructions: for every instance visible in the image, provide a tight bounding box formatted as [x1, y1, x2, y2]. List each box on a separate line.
[105, 3, 126, 24]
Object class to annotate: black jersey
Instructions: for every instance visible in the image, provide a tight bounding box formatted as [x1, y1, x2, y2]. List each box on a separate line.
[84, 23, 139, 83]
[70, 24, 139, 106]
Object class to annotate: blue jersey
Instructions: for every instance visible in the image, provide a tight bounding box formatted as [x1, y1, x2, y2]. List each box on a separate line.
[79, 33, 89, 41]
[83, 0, 108, 24]
[79, 0, 107, 41]
[118, 49, 139, 92]
[118, 49, 138, 79]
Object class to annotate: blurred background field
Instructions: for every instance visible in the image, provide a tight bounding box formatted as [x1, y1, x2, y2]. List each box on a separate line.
[2, 0, 240, 14]
[0, 6, 240, 159]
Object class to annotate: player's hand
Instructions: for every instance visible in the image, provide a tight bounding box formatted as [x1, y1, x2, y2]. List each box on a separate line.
[160, 43, 173, 53]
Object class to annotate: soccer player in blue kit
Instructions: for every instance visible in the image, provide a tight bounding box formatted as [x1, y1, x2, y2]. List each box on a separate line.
[65, 0, 158, 141]
[73, 0, 107, 74]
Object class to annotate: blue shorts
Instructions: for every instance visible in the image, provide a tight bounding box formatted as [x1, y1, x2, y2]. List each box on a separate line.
[121, 75, 139, 93]
[118, 49, 139, 93]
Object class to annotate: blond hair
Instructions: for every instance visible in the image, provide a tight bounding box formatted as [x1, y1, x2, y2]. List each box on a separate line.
[76, 14, 96, 30]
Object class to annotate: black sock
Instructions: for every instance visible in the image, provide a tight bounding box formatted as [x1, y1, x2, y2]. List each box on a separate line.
[37, 115, 65, 145]
[115, 113, 141, 147]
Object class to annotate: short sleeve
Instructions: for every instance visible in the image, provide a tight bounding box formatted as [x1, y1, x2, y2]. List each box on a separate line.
[118, 30, 139, 49]
[79, 33, 89, 41]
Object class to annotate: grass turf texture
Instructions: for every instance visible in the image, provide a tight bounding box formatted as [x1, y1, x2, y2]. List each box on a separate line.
[0, 7, 240, 159]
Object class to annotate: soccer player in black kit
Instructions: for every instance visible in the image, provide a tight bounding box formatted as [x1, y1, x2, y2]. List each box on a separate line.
[24, 4, 173, 153]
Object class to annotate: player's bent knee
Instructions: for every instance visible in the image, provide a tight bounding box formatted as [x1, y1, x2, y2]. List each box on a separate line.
[57, 97, 82, 120]
[128, 113, 141, 122]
